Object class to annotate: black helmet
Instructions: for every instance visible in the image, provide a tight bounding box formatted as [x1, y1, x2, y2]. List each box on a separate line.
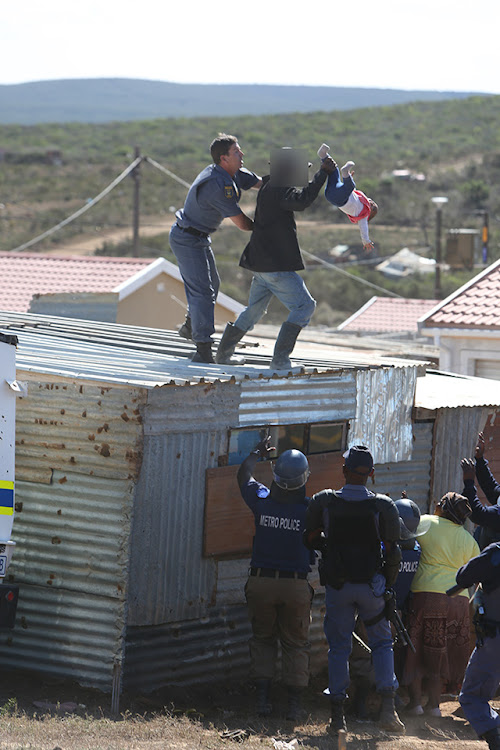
[395, 498, 425, 540]
[272, 449, 310, 490]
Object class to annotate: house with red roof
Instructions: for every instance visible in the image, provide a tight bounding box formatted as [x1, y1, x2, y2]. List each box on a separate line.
[0, 252, 243, 330]
[418, 258, 500, 380]
[338, 296, 437, 336]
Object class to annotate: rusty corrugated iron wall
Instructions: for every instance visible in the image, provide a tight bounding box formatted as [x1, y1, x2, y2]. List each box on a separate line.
[2, 375, 146, 690]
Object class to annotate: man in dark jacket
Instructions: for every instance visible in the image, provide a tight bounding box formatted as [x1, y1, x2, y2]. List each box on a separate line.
[215, 148, 336, 370]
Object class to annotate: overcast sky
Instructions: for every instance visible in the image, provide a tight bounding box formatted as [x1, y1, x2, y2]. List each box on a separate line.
[2, 0, 499, 94]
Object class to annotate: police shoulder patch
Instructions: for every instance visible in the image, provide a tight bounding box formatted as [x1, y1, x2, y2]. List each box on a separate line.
[224, 185, 234, 199]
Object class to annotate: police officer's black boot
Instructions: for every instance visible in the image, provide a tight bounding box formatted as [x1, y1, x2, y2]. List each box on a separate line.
[191, 342, 214, 364]
[270, 322, 302, 371]
[215, 323, 246, 365]
[378, 690, 405, 734]
[327, 698, 347, 736]
[178, 314, 192, 340]
[482, 728, 500, 750]
[255, 678, 272, 716]
[286, 686, 302, 721]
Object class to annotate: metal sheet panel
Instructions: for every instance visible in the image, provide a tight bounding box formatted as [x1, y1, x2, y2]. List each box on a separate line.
[0, 584, 124, 690]
[239, 372, 357, 426]
[6, 375, 145, 691]
[16, 375, 146, 481]
[123, 594, 328, 693]
[4, 471, 134, 690]
[431, 406, 490, 508]
[128, 381, 242, 627]
[373, 421, 434, 513]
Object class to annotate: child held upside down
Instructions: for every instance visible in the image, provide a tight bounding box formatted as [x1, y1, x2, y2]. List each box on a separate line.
[318, 143, 378, 251]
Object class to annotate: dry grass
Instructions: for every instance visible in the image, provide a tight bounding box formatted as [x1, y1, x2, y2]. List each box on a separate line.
[0, 671, 495, 750]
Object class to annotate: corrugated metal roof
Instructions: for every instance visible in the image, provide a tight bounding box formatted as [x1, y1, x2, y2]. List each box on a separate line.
[415, 370, 500, 410]
[0, 311, 426, 389]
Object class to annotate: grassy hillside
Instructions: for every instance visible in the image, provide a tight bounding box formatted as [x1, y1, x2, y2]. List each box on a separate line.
[0, 96, 498, 325]
[0, 78, 488, 125]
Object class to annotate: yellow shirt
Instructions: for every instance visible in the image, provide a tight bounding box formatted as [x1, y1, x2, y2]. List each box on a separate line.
[410, 514, 479, 598]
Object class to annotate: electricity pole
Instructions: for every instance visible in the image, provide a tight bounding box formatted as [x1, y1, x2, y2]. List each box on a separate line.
[132, 146, 141, 257]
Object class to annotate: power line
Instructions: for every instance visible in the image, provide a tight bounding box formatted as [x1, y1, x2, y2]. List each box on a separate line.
[144, 156, 191, 189]
[9, 157, 142, 253]
[301, 249, 403, 298]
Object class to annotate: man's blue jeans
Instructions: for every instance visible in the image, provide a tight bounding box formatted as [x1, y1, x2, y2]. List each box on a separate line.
[169, 223, 220, 343]
[235, 271, 316, 332]
[324, 577, 398, 700]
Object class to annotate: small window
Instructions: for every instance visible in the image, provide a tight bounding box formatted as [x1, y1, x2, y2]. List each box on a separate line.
[227, 422, 346, 465]
[308, 422, 345, 454]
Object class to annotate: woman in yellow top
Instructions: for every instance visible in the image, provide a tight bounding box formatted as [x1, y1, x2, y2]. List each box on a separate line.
[403, 491, 479, 717]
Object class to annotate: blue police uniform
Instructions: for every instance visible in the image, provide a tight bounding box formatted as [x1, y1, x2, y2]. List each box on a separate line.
[304, 484, 401, 701]
[394, 541, 421, 612]
[462, 473, 500, 543]
[240, 478, 315, 687]
[169, 165, 259, 344]
[471, 457, 500, 548]
[457, 543, 500, 741]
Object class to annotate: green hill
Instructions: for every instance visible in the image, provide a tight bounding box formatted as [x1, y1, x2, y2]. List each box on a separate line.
[0, 78, 489, 125]
[0, 96, 498, 325]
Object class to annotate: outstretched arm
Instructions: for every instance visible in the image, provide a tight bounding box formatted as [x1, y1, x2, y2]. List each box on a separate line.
[461, 458, 500, 531]
[237, 435, 275, 489]
[278, 157, 336, 212]
[475, 432, 500, 504]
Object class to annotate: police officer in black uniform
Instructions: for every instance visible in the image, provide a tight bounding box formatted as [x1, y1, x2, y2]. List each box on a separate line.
[237, 436, 315, 721]
[303, 445, 405, 736]
[454, 543, 500, 749]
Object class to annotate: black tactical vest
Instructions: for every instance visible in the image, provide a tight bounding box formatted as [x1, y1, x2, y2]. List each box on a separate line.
[319, 491, 384, 589]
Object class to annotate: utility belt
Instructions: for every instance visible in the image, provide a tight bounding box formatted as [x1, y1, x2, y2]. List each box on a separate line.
[250, 567, 307, 580]
[473, 613, 500, 646]
[318, 555, 380, 589]
[176, 223, 209, 239]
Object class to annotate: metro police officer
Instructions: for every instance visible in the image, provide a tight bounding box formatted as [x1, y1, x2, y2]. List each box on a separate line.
[455, 543, 500, 749]
[237, 436, 315, 721]
[303, 445, 405, 736]
[169, 133, 261, 363]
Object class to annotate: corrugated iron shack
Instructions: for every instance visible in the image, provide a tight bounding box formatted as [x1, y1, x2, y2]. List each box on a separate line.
[0, 311, 498, 700]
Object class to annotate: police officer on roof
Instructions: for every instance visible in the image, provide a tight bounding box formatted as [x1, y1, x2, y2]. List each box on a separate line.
[237, 435, 315, 722]
[303, 445, 405, 736]
[454, 542, 500, 749]
[169, 133, 261, 363]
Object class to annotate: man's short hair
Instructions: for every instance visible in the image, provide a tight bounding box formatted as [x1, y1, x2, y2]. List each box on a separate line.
[343, 445, 374, 474]
[210, 133, 237, 164]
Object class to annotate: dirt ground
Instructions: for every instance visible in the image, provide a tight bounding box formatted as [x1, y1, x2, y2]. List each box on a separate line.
[0, 670, 494, 750]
